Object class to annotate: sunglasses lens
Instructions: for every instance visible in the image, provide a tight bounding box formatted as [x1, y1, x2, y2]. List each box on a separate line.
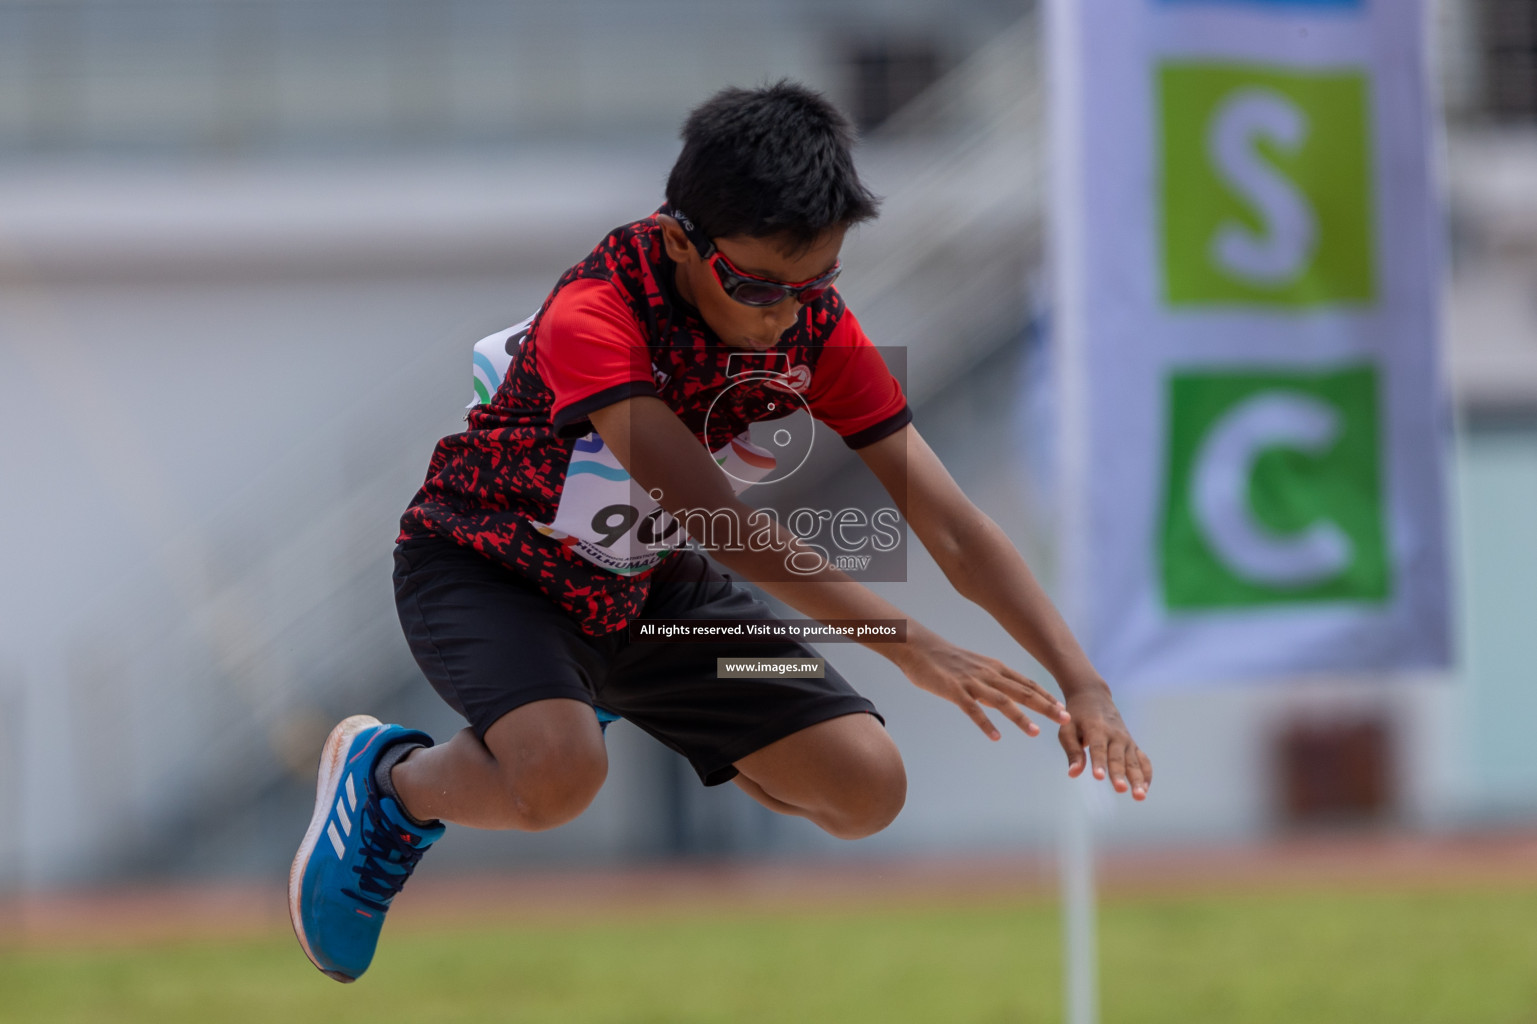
[730, 281, 792, 306]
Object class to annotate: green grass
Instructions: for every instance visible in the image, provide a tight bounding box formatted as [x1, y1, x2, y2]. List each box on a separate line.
[4, 884, 1537, 1023]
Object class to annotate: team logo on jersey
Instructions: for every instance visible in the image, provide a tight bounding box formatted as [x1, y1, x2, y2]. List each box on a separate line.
[782, 364, 812, 393]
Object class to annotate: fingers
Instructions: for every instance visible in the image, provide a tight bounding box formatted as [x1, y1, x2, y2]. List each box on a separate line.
[1125, 745, 1150, 801]
[1107, 740, 1129, 794]
[975, 665, 1153, 803]
[1135, 747, 1153, 798]
[1008, 681, 1070, 724]
[995, 664, 1070, 723]
[958, 684, 1061, 743]
[960, 699, 1001, 742]
[975, 686, 1039, 737]
[1059, 722, 1086, 777]
[1088, 733, 1110, 784]
[957, 661, 1068, 741]
[1068, 726, 1153, 801]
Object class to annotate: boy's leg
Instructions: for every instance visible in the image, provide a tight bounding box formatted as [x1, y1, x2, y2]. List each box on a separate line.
[293, 538, 615, 982]
[604, 549, 904, 840]
[729, 713, 906, 840]
[390, 697, 607, 831]
[390, 536, 621, 830]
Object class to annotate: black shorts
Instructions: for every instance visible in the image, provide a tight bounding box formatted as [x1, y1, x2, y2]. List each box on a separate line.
[392, 536, 881, 786]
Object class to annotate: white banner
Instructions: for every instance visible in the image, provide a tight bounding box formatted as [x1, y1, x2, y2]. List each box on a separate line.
[1050, 0, 1452, 687]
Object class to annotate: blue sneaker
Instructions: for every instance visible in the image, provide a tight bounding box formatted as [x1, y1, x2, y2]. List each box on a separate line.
[288, 715, 444, 982]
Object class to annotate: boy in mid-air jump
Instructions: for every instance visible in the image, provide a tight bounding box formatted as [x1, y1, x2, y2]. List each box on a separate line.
[290, 81, 1151, 982]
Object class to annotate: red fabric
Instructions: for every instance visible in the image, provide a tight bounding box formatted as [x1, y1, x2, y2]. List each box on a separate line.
[399, 214, 912, 637]
[540, 276, 653, 423]
[804, 309, 907, 441]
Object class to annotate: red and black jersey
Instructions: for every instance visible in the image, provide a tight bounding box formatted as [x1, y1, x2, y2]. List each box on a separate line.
[398, 211, 912, 637]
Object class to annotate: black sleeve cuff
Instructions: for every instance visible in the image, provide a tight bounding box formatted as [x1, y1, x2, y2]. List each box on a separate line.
[841, 405, 913, 449]
[552, 380, 660, 438]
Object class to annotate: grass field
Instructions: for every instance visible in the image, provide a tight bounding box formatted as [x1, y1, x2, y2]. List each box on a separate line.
[4, 881, 1537, 1024]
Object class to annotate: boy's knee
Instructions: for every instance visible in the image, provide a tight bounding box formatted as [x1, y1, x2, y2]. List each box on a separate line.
[495, 744, 606, 831]
[481, 701, 608, 831]
[825, 748, 907, 840]
[483, 739, 604, 832]
[506, 760, 605, 831]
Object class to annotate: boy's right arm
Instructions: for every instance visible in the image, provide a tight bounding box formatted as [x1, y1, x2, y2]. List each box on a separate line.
[589, 395, 1069, 741]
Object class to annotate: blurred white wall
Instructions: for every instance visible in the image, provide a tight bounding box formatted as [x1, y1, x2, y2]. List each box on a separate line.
[1, 0, 1535, 886]
[0, 1, 1043, 884]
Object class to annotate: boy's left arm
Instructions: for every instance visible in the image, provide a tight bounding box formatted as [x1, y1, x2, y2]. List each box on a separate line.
[858, 424, 1152, 801]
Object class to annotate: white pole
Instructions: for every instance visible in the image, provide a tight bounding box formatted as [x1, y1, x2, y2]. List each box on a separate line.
[1045, 0, 1100, 1021]
[1060, 780, 1098, 1024]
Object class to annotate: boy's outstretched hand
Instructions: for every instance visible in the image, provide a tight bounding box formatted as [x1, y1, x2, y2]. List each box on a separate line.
[895, 626, 1071, 743]
[896, 626, 1151, 802]
[856, 424, 1153, 803]
[1059, 684, 1151, 801]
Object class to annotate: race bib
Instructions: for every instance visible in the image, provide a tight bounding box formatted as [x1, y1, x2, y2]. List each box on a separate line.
[531, 431, 775, 575]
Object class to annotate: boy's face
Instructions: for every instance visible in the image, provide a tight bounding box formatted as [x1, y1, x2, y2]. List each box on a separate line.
[660, 216, 846, 351]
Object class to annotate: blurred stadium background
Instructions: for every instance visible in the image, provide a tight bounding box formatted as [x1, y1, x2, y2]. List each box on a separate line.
[0, 0, 1534, 1015]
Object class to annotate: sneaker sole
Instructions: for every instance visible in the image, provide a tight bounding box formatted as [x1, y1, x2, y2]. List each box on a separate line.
[287, 713, 381, 983]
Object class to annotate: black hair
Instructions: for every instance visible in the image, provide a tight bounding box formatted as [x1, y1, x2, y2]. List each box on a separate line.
[665, 81, 881, 254]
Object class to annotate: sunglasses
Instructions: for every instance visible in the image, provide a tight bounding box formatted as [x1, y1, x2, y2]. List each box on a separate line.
[668, 207, 842, 307]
